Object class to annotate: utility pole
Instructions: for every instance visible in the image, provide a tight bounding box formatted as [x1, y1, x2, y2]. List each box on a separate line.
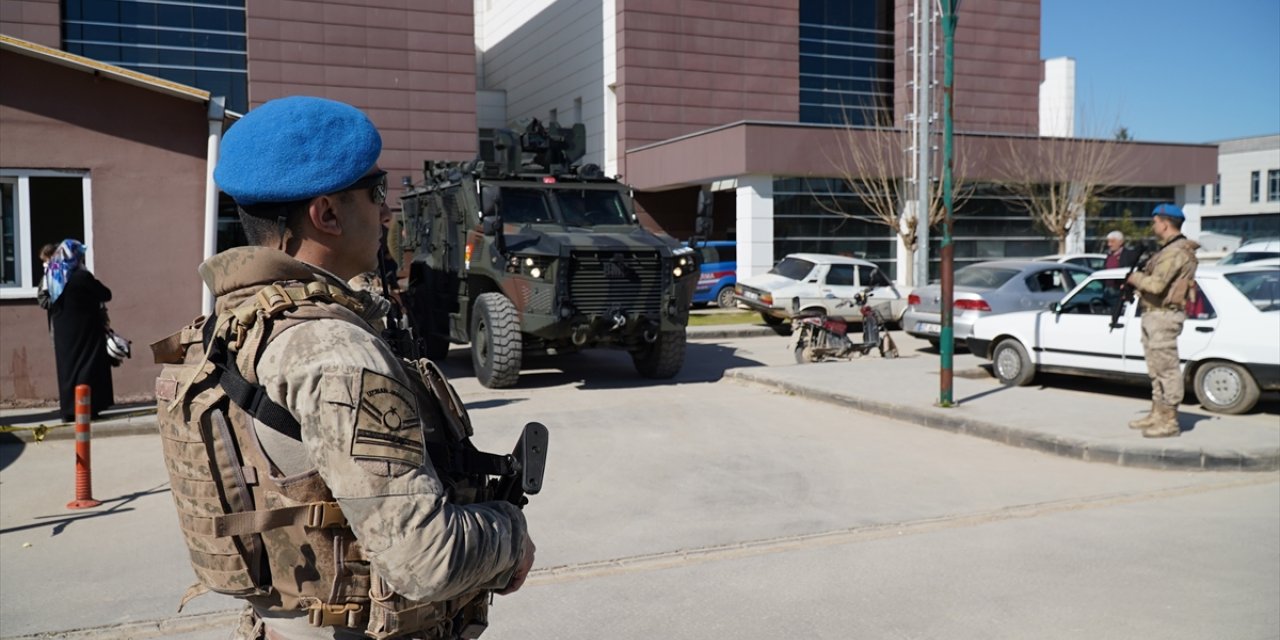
[938, 0, 958, 407]
[913, 0, 932, 287]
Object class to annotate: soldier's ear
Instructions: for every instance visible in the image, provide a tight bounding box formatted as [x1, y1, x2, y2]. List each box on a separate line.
[307, 195, 344, 237]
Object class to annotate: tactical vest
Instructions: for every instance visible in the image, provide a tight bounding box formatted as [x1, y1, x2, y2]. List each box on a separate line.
[153, 280, 495, 640]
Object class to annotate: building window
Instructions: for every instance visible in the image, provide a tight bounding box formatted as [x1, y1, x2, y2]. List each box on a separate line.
[1269, 170, 1280, 202]
[62, 0, 249, 112]
[1198, 185, 1205, 205]
[1212, 174, 1221, 205]
[0, 171, 90, 299]
[798, 0, 895, 126]
[1251, 171, 1260, 203]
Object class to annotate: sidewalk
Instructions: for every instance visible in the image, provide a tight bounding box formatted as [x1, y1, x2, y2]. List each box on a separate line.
[4, 322, 1277, 471]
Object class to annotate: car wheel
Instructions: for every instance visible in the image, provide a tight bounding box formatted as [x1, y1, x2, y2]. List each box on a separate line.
[761, 312, 786, 326]
[471, 292, 522, 388]
[716, 286, 737, 309]
[1194, 361, 1261, 414]
[992, 339, 1035, 386]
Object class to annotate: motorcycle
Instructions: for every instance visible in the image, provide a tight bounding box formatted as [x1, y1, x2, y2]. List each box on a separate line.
[791, 290, 900, 364]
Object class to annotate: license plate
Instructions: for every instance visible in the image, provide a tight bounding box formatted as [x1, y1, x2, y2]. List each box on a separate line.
[915, 322, 941, 334]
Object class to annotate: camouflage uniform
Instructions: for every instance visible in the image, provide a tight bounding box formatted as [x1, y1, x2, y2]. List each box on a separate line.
[1127, 235, 1199, 436]
[202, 247, 527, 639]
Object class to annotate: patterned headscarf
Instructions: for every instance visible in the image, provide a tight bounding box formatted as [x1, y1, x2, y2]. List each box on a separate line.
[46, 239, 86, 305]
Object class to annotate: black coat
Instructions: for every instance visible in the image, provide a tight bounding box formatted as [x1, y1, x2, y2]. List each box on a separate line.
[1105, 246, 1141, 270]
[50, 269, 114, 419]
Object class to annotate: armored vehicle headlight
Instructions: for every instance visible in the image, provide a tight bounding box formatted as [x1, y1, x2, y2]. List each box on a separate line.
[524, 257, 534, 267]
[673, 266, 684, 278]
[530, 267, 543, 279]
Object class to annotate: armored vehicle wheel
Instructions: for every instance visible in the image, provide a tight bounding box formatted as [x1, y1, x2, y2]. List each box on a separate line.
[632, 328, 687, 379]
[471, 292, 522, 388]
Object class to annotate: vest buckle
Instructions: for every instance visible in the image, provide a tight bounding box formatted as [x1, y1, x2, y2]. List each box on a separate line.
[306, 501, 347, 529]
[307, 602, 364, 628]
[256, 283, 296, 316]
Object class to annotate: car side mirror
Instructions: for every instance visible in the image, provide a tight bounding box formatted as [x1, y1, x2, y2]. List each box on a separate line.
[1049, 301, 1061, 314]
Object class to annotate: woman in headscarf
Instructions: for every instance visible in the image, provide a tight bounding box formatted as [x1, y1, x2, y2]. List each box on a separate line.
[46, 239, 114, 421]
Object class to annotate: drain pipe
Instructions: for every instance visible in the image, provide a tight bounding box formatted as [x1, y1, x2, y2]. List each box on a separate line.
[202, 95, 226, 316]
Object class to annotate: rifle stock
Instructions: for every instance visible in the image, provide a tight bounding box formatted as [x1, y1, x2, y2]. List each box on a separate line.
[494, 422, 549, 507]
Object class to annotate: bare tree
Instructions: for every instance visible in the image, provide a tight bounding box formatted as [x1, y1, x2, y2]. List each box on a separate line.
[999, 134, 1132, 254]
[813, 111, 969, 286]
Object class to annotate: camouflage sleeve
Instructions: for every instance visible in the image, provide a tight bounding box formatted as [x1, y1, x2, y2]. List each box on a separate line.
[257, 318, 527, 602]
[1129, 245, 1193, 297]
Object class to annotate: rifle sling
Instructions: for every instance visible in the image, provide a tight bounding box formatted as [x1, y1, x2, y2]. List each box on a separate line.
[201, 312, 511, 478]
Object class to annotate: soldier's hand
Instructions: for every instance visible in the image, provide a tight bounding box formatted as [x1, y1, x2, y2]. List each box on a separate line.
[497, 534, 536, 595]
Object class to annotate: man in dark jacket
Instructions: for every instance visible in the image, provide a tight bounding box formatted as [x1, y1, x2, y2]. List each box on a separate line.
[1103, 230, 1140, 270]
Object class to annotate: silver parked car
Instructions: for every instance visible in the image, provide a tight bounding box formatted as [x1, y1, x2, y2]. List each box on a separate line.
[903, 260, 1092, 346]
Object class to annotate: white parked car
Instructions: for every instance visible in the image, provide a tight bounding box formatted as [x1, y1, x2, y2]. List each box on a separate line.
[734, 253, 906, 326]
[967, 260, 1280, 414]
[1036, 253, 1108, 272]
[1218, 238, 1280, 266]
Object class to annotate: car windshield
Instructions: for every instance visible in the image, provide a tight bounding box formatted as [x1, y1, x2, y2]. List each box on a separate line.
[769, 257, 816, 281]
[552, 189, 631, 227]
[1225, 269, 1280, 312]
[1220, 251, 1280, 265]
[954, 266, 1019, 289]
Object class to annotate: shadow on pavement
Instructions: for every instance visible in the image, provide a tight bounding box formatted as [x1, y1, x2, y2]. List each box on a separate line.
[1, 483, 169, 536]
[0, 437, 25, 471]
[432, 342, 765, 390]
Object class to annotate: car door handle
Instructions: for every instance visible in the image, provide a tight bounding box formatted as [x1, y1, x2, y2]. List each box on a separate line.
[1195, 326, 1214, 333]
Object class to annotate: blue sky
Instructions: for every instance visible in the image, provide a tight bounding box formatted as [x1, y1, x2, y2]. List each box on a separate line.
[1040, 0, 1280, 143]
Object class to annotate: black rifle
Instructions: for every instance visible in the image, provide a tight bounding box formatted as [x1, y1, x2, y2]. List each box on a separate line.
[378, 240, 420, 359]
[1109, 246, 1149, 331]
[493, 422, 548, 506]
[375, 241, 548, 510]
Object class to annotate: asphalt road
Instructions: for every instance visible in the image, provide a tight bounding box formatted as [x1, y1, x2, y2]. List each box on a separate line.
[1, 334, 1276, 639]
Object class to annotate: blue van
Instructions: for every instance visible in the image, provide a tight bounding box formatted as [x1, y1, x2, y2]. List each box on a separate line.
[690, 240, 737, 308]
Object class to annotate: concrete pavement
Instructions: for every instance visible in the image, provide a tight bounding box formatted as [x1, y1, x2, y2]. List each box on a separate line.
[3, 321, 1277, 471]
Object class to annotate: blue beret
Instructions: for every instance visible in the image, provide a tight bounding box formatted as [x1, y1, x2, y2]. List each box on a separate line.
[215, 96, 381, 206]
[1152, 203, 1185, 219]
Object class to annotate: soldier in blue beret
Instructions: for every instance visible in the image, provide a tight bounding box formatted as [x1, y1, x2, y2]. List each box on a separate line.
[1125, 202, 1199, 437]
[159, 96, 536, 639]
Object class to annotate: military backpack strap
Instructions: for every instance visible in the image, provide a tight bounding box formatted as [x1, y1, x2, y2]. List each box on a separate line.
[202, 314, 304, 441]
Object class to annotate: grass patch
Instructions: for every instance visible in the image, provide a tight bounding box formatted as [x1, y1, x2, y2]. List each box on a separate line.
[687, 310, 762, 326]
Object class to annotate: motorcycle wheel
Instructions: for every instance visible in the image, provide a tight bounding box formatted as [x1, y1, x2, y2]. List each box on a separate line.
[793, 327, 821, 364]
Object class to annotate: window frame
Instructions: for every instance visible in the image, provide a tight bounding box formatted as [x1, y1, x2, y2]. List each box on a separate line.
[1212, 174, 1221, 205]
[0, 169, 93, 300]
[1269, 170, 1280, 203]
[1251, 170, 1260, 203]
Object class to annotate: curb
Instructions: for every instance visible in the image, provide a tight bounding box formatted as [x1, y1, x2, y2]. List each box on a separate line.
[727, 369, 1280, 472]
[0, 419, 158, 445]
[688, 325, 784, 340]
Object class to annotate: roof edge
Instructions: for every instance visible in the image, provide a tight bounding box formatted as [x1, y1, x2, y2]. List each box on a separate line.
[1, 33, 211, 104]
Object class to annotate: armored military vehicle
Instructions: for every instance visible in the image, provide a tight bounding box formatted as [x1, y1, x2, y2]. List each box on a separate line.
[399, 119, 701, 388]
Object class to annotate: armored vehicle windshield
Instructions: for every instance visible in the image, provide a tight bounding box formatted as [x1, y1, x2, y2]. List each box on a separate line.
[500, 186, 632, 228]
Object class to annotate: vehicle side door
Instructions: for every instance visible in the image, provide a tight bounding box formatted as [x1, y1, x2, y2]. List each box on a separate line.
[1124, 281, 1221, 375]
[822, 264, 859, 317]
[1022, 268, 1077, 310]
[858, 265, 903, 320]
[1036, 276, 1128, 371]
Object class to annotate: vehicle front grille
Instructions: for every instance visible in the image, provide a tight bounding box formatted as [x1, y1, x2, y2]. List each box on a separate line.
[568, 250, 663, 316]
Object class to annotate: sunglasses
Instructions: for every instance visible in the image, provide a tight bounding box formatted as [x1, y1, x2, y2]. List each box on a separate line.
[339, 171, 388, 205]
